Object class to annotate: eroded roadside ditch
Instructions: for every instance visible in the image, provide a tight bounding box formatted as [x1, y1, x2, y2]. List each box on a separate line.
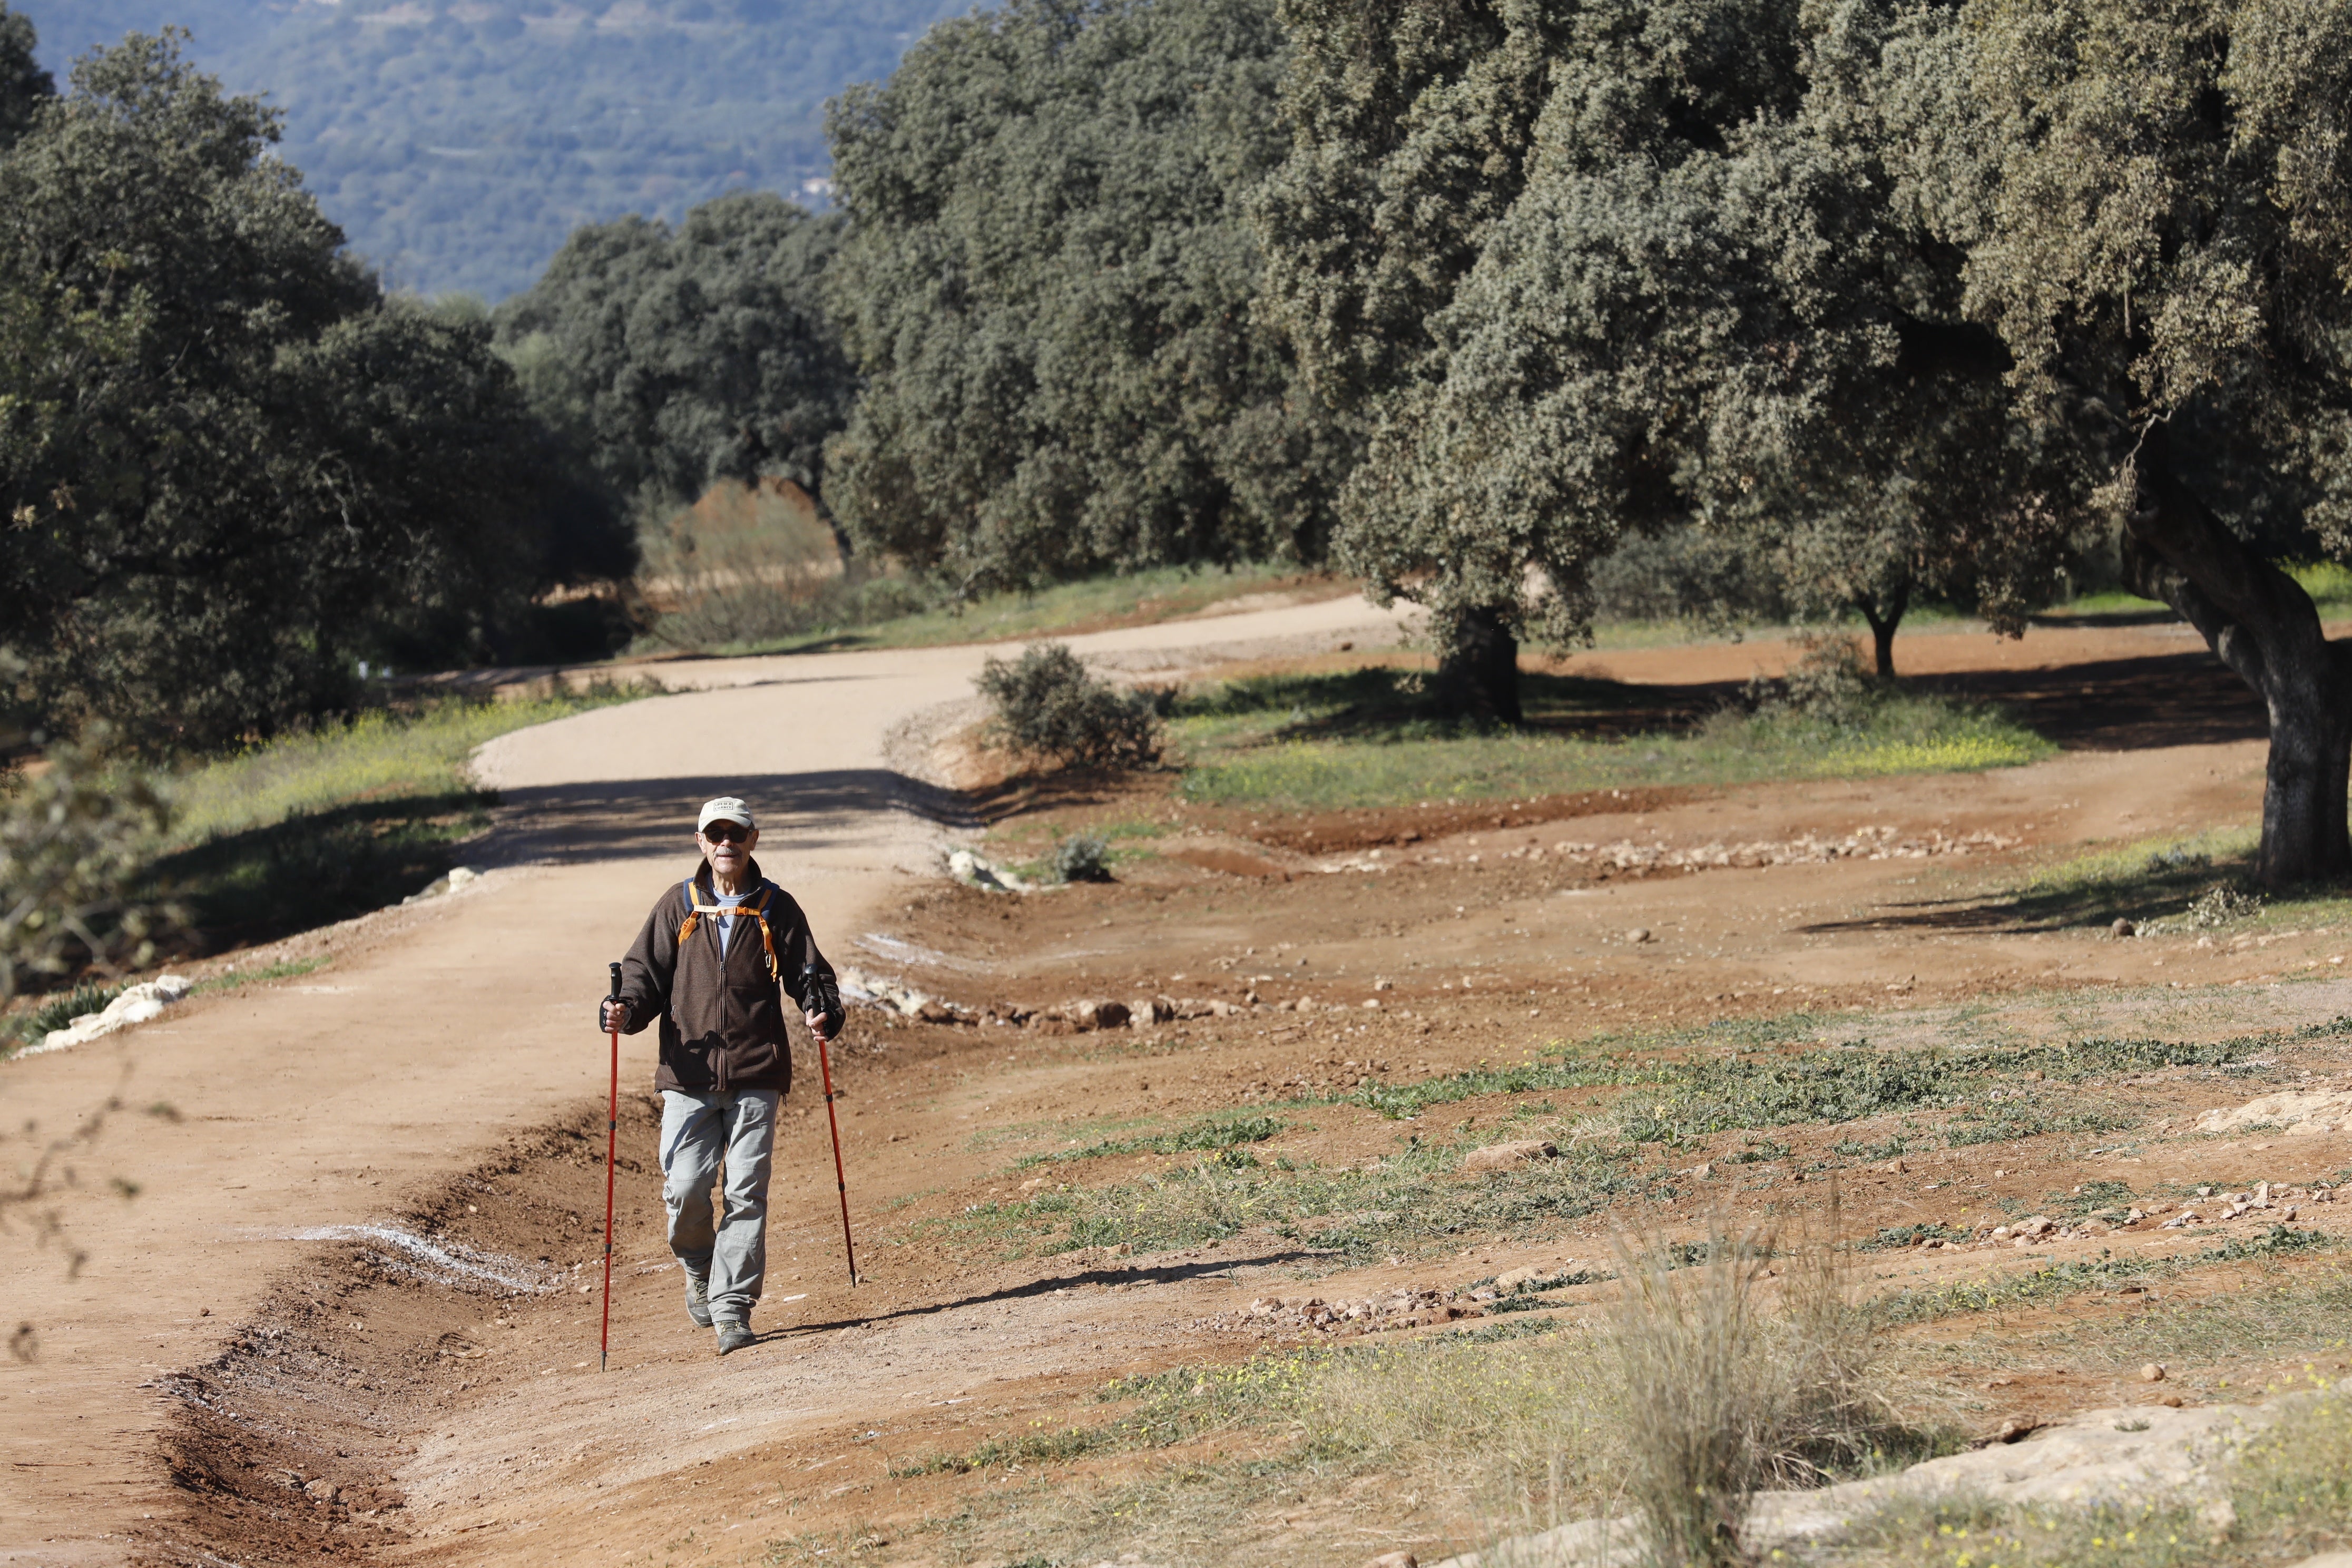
[141, 1097, 665, 1568]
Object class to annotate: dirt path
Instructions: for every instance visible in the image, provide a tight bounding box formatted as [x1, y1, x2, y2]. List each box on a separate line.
[0, 593, 1416, 1568]
[8, 604, 2337, 1568]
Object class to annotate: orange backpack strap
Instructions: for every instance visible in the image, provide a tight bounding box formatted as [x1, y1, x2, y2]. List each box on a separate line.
[675, 881, 780, 981]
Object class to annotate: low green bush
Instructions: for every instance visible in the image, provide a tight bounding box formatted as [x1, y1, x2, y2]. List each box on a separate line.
[977, 643, 1162, 770]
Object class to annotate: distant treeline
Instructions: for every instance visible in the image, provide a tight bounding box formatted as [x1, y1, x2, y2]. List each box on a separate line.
[16, 0, 972, 300]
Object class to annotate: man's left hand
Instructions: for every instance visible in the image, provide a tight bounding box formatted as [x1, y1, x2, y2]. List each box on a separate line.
[804, 1008, 836, 1043]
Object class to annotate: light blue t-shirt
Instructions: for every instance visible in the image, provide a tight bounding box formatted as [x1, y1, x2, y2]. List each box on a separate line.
[707, 889, 751, 957]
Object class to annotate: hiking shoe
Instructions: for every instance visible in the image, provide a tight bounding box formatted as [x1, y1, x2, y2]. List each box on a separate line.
[683, 1272, 713, 1328]
[714, 1321, 756, 1356]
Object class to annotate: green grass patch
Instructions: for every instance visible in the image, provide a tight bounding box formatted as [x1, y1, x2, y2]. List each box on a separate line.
[1867, 1227, 2337, 1328]
[911, 1134, 1661, 1262]
[1012, 1113, 1290, 1170]
[1986, 827, 2261, 932]
[146, 689, 641, 946]
[1172, 668, 2051, 810]
[1347, 1013, 2337, 1143]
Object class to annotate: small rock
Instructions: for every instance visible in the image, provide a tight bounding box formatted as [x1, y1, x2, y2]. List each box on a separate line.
[303, 1477, 340, 1504]
[1884, 1158, 1906, 1173]
[1688, 1162, 1713, 1180]
[2112, 917, 2136, 937]
[1626, 927, 1652, 944]
[2157, 1393, 2184, 1408]
[2141, 1363, 2167, 1383]
[1364, 1554, 1418, 1568]
[1463, 1140, 1557, 1173]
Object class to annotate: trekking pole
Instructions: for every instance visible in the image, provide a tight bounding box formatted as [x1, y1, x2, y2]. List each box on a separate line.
[805, 963, 859, 1286]
[600, 960, 622, 1370]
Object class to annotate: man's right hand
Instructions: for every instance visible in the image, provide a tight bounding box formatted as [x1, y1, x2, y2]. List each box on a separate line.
[600, 998, 631, 1033]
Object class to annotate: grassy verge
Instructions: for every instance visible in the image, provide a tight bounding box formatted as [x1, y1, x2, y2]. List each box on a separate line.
[1012, 1112, 1291, 1170]
[150, 689, 640, 947]
[887, 1329, 1620, 1561]
[1866, 1227, 2337, 1328]
[1348, 1011, 2330, 1134]
[912, 1130, 1661, 1263]
[1171, 668, 2052, 810]
[910, 1015, 2338, 1262]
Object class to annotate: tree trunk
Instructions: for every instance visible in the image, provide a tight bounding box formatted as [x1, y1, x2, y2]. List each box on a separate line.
[1434, 602, 1523, 724]
[2121, 425, 2352, 889]
[1855, 577, 1911, 681]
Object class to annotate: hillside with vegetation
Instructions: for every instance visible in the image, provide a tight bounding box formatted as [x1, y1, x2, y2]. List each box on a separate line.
[14, 0, 968, 298]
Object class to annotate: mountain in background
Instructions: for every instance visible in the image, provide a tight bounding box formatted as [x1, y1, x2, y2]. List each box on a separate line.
[19, 0, 968, 298]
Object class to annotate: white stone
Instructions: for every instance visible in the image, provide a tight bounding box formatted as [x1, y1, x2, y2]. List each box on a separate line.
[2196, 1089, 2352, 1136]
[32, 974, 195, 1055]
[1429, 1399, 2304, 1568]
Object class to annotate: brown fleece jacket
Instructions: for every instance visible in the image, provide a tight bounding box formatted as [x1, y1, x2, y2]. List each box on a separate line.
[614, 857, 835, 1095]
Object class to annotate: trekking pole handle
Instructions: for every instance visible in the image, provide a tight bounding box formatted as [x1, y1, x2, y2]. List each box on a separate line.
[609, 961, 622, 1001]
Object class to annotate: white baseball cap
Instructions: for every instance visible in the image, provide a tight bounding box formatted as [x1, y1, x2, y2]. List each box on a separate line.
[697, 797, 756, 834]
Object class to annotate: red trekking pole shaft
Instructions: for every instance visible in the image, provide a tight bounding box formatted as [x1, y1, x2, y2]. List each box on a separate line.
[815, 1031, 858, 1286]
[601, 961, 622, 1370]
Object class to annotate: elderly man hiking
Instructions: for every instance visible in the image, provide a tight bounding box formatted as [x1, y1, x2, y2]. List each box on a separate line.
[600, 797, 844, 1356]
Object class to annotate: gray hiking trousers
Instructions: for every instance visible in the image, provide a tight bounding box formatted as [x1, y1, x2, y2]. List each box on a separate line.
[658, 1087, 779, 1327]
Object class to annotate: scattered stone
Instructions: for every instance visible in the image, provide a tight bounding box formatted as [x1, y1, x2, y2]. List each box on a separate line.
[2112, 917, 2136, 937]
[2141, 1363, 2167, 1383]
[1463, 1140, 1557, 1173]
[1364, 1554, 1417, 1568]
[303, 1477, 340, 1504]
[34, 974, 194, 1055]
[1626, 927, 1652, 944]
[1069, 999, 1132, 1032]
[946, 848, 1031, 892]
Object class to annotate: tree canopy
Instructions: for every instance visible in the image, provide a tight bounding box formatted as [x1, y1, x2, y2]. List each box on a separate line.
[1253, 0, 2092, 715]
[494, 192, 856, 533]
[0, 28, 609, 750]
[821, 0, 1351, 595]
[1253, 0, 2352, 879]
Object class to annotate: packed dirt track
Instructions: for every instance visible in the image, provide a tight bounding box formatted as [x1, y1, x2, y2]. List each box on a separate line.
[12, 602, 2352, 1567]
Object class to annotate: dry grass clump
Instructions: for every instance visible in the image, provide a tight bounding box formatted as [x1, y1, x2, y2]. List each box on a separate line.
[1604, 1199, 1909, 1567]
[1303, 1330, 1615, 1537]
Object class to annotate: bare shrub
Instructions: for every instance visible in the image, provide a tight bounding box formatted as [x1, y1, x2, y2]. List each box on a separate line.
[1605, 1226, 1783, 1566]
[1604, 1195, 1898, 1566]
[975, 643, 1161, 770]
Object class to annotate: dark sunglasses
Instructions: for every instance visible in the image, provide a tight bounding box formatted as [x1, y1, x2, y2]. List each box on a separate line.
[702, 822, 750, 844]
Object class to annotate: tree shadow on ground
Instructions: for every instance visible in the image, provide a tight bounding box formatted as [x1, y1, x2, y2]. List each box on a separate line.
[149, 791, 492, 952]
[771, 1246, 1328, 1337]
[1800, 847, 2253, 937]
[1180, 649, 2268, 753]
